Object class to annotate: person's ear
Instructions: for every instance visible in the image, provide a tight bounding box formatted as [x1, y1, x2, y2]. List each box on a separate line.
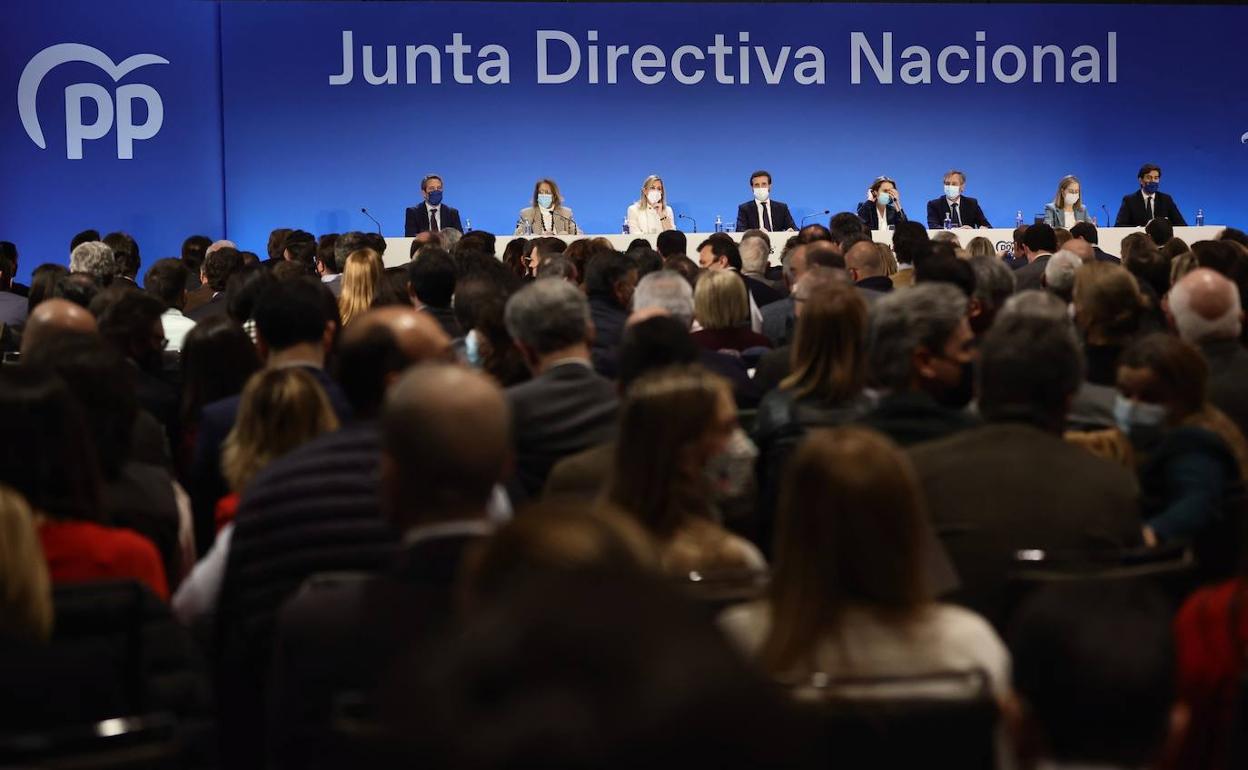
[322, 321, 336, 353]
[968, 297, 985, 323]
[913, 346, 937, 381]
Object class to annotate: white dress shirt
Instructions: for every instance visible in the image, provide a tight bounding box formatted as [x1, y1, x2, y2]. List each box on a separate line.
[755, 199, 773, 230]
[426, 203, 442, 231]
[161, 307, 196, 352]
[626, 202, 674, 234]
[1063, 209, 1076, 228]
[1143, 192, 1155, 220]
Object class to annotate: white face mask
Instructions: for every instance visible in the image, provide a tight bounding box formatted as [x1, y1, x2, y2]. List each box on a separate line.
[1064, 192, 1080, 206]
[944, 184, 961, 200]
[704, 428, 758, 502]
[646, 189, 663, 205]
[753, 187, 770, 203]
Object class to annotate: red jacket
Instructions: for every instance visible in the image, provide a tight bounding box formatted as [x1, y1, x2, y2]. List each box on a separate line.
[39, 519, 169, 601]
[1174, 578, 1248, 770]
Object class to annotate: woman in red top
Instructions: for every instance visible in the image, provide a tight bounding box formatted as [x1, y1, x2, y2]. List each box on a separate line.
[1174, 576, 1248, 769]
[0, 367, 168, 600]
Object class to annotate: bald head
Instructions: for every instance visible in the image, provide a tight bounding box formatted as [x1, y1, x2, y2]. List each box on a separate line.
[20, 299, 97, 356]
[335, 306, 453, 418]
[382, 363, 510, 529]
[845, 239, 884, 277]
[1168, 268, 1242, 343]
[1064, 237, 1094, 264]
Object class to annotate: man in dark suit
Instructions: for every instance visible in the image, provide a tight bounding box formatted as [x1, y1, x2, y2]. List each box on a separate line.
[925, 170, 991, 229]
[504, 279, 619, 500]
[909, 310, 1143, 627]
[734, 170, 797, 232]
[1069, 222, 1120, 264]
[407, 246, 462, 339]
[585, 251, 639, 378]
[404, 173, 464, 236]
[1115, 163, 1187, 227]
[1012, 223, 1057, 291]
[186, 245, 243, 321]
[845, 237, 893, 302]
[266, 363, 506, 770]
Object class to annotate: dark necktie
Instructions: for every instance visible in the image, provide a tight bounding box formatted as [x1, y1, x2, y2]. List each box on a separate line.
[1146, 196, 1153, 221]
[761, 202, 772, 231]
[430, 207, 440, 232]
[951, 202, 961, 226]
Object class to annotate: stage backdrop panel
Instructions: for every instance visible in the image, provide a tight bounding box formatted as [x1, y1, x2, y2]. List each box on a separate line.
[3, 2, 1247, 283]
[1, 0, 224, 281]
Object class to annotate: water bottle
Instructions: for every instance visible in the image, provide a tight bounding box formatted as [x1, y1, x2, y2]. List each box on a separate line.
[943, 214, 952, 230]
[1015, 210, 1024, 228]
[714, 215, 723, 233]
[1196, 208, 1205, 227]
[519, 217, 532, 236]
[621, 218, 630, 235]
[465, 217, 472, 232]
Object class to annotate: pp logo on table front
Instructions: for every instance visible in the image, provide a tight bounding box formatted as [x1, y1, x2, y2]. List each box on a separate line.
[18, 43, 168, 160]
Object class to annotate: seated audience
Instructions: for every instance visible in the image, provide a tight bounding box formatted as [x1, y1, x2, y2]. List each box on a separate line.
[94, 287, 179, 430]
[1069, 221, 1120, 264]
[909, 310, 1143, 626]
[739, 233, 784, 304]
[607, 366, 765, 575]
[0, 251, 28, 330]
[966, 254, 1016, 335]
[1011, 582, 1183, 770]
[452, 275, 529, 386]
[1166, 268, 1248, 439]
[859, 283, 979, 446]
[0, 485, 53, 642]
[0, 367, 167, 599]
[1067, 263, 1146, 430]
[504, 279, 619, 499]
[1042, 249, 1081, 303]
[216, 368, 340, 530]
[585, 250, 639, 378]
[1013, 223, 1058, 291]
[144, 257, 196, 351]
[691, 269, 771, 354]
[69, 240, 117, 286]
[1116, 334, 1248, 561]
[25, 263, 69, 316]
[267, 364, 508, 770]
[720, 426, 1008, 697]
[19, 296, 96, 357]
[187, 244, 244, 321]
[337, 248, 384, 327]
[177, 317, 262, 479]
[844, 237, 893, 301]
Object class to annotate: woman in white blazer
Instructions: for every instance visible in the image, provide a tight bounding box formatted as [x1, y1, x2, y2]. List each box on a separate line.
[516, 178, 577, 235]
[625, 175, 676, 234]
[1044, 175, 1093, 228]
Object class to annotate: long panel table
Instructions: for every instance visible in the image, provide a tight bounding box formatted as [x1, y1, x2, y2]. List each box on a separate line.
[381, 226, 1224, 270]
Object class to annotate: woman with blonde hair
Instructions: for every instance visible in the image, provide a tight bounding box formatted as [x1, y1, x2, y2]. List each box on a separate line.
[625, 174, 676, 234]
[0, 486, 53, 642]
[216, 368, 340, 529]
[607, 366, 765, 576]
[719, 427, 1009, 697]
[691, 270, 771, 354]
[337, 248, 384, 327]
[1044, 174, 1092, 228]
[966, 236, 995, 259]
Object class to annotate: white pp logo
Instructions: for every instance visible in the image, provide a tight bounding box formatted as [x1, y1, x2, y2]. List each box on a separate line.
[18, 43, 168, 160]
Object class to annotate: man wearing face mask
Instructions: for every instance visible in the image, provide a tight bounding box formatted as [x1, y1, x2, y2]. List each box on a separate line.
[858, 283, 980, 447]
[1114, 164, 1187, 227]
[925, 170, 991, 230]
[734, 170, 797, 232]
[404, 174, 464, 236]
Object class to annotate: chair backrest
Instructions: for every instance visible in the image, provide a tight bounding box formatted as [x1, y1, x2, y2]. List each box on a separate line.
[670, 568, 769, 617]
[793, 670, 998, 770]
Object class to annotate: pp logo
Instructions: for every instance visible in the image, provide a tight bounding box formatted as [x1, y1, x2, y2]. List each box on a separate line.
[18, 43, 168, 160]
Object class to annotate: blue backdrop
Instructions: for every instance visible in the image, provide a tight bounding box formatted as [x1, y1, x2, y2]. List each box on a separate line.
[3, 1, 1247, 283]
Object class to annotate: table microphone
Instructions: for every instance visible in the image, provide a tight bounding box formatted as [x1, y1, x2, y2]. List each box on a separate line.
[1100, 204, 1110, 226]
[360, 207, 382, 235]
[677, 213, 698, 232]
[801, 209, 831, 226]
[552, 211, 580, 235]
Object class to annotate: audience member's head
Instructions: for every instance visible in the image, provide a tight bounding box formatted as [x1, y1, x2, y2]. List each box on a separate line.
[844, 238, 884, 283]
[1146, 217, 1174, 247]
[585, 250, 639, 310]
[829, 211, 867, 251]
[266, 228, 293, 262]
[1010, 582, 1179, 769]
[335, 306, 453, 418]
[381, 364, 510, 531]
[1063, 236, 1094, 264]
[222, 368, 340, 493]
[761, 426, 925, 674]
[781, 282, 866, 404]
[202, 245, 244, 292]
[967, 254, 1016, 335]
[633, 270, 695, 330]
[804, 240, 847, 270]
[738, 236, 770, 278]
[20, 297, 96, 357]
[101, 232, 140, 280]
[1072, 262, 1145, 346]
[891, 221, 930, 268]
[0, 485, 53, 642]
[334, 231, 371, 273]
[1043, 249, 1082, 303]
[1191, 239, 1241, 277]
[316, 233, 340, 276]
[407, 247, 457, 310]
[338, 248, 384, 327]
[1069, 221, 1099, 246]
[93, 287, 167, 372]
[26, 264, 69, 315]
[69, 241, 117, 284]
[53, 273, 100, 309]
[696, 237, 742, 271]
[656, 229, 687, 259]
[225, 263, 277, 324]
[1117, 333, 1211, 427]
[1053, 228, 1072, 250]
[1022, 223, 1058, 258]
[504, 279, 592, 371]
[143, 258, 189, 311]
[179, 316, 262, 427]
[616, 315, 698, 390]
[867, 284, 973, 406]
[1122, 236, 1170, 299]
[966, 236, 995, 259]
[977, 309, 1082, 432]
[693, 268, 749, 331]
[254, 278, 336, 361]
[181, 234, 212, 278]
[1166, 267, 1243, 344]
[70, 229, 100, 253]
[915, 254, 976, 297]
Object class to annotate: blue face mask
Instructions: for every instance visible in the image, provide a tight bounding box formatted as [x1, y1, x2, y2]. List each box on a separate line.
[426, 189, 443, 206]
[877, 192, 892, 207]
[1143, 181, 1160, 195]
[537, 193, 554, 209]
[1113, 394, 1167, 443]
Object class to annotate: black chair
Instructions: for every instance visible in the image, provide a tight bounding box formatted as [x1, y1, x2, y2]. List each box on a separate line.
[794, 669, 998, 770]
[0, 713, 187, 769]
[670, 568, 769, 618]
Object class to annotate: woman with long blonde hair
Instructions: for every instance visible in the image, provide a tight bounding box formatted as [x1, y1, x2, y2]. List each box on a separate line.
[337, 248, 384, 327]
[625, 174, 676, 234]
[0, 485, 53, 642]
